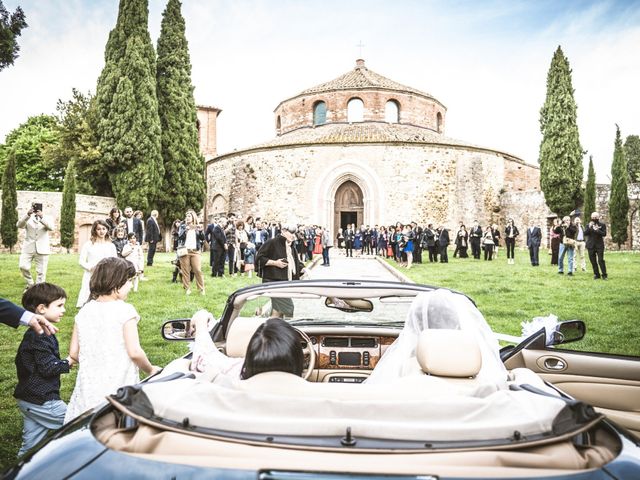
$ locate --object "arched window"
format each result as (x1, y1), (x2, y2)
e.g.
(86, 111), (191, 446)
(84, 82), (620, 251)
(276, 116), (281, 135)
(385, 100), (399, 123)
(347, 98), (364, 123)
(313, 101), (327, 126)
(436, 112), (443, 133)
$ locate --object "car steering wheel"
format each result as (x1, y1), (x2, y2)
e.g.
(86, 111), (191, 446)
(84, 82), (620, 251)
(293, 327), (316, 381)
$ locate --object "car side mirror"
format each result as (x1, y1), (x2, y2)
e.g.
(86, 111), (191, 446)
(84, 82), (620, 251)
(549, 320), (586, 345)
(161, 319), (194, 341)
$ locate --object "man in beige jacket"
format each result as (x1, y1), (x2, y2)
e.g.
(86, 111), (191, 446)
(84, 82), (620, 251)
(17, 203), (53, 287)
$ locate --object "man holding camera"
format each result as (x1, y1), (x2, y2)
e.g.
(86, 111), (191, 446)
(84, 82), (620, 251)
(17, 203), (53, 288)
(585, 212), (608, 280)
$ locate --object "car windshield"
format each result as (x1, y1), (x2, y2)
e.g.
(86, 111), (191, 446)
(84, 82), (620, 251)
(237, 293), (416, 326)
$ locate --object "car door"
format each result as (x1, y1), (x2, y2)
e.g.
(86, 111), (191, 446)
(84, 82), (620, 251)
(505, 339), (640, 437)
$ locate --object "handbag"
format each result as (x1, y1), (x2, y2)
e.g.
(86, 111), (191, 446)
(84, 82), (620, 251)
(176, 246), (188, 257)
(563, 237), (576, 247)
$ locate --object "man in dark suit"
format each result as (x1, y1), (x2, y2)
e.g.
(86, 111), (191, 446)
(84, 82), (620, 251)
(344, 224), (355, 257)
(206, 217), (228, 277)
(469, 222), (483, 260)
(145, 210), (161, 266)
(585, 212), (608, 280)
(438, 226), (450, 263)
(526, 221), (542, 266)
(123, 206), (144, 243)
(1, 298), (57, 335)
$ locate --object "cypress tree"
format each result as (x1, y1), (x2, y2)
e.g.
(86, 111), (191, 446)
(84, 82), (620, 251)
(1, 150), (18, 252)
(95, 0), (163, 210)
(583, 155), (596, 221)
(156, 0), (204, 224)
(60, 160), (77, 253)
(624, 134), (640, 183)
(539, 46), (584, 217)
(609, 125), (629, 248)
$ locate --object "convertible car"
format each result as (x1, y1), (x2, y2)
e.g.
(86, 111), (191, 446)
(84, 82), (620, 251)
(5, 280), (640, 479)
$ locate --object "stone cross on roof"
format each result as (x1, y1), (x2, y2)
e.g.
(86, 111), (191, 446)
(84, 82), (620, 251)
(356, 40), (365, 58)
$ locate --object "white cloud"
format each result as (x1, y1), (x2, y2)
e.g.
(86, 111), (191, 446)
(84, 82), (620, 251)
(1, 0), (638, 183)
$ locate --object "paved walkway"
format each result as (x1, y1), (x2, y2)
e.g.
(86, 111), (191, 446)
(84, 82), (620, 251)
(308, 251), (402, 282)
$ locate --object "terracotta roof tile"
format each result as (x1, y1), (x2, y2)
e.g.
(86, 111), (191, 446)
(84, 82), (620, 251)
(299, 60), (433, 99)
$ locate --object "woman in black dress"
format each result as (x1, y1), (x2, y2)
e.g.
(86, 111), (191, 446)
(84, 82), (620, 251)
(550, 217), (561, 265)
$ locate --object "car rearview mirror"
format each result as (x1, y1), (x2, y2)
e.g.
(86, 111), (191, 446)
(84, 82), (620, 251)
(549, 320), (586, 345)
(325, 297), (374, 313)
(161, 319), (194, 341)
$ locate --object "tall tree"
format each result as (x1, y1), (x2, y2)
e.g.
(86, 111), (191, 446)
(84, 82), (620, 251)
(0, 149), (18, 251)
(0, 1), (27, 71)
(583, 155), (596, 221)
(538, 46), (584, 217)
(624, 134), (640, 183)
(0, 115), (62, 191)
(59, 160), (77, 253)
(156, 0), (204, 223)
(609, 125), (629, 248)
(45, 89), (106, 196)
(95, 0), (162, 210)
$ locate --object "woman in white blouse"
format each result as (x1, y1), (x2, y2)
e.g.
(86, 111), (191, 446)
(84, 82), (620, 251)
(77, 220), (117, 307)
(177, 210), (205, 295)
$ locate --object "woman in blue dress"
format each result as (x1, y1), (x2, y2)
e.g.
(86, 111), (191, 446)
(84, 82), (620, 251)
(403, 226), (414, 269)
(353, 227), (362, 254)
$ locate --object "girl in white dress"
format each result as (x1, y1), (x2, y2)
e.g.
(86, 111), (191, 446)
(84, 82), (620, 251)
(65, 257), (159, 423)
(121, 232), (144, 292)
(76, 220), (117, 307)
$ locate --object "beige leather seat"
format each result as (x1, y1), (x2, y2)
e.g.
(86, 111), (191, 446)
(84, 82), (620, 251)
(416, 329), (482, 378)
(225, 317), (266, 358)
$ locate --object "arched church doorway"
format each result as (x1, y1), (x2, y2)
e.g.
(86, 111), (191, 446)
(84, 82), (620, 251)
(334, 180), (363, 234)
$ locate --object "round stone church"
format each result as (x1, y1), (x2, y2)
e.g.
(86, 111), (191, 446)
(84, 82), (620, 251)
(204, 59), (541, 233)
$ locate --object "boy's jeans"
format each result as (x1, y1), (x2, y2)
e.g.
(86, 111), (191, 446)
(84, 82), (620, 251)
(558, 243), (575, 274)
(17, 399), (66, 457)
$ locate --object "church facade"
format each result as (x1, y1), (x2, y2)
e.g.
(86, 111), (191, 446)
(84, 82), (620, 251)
(203, 59), (545, 238)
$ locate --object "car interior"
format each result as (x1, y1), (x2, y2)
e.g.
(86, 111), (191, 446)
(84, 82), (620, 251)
(91, 285), (639, 477)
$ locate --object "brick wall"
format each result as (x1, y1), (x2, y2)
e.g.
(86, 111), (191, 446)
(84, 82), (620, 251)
(274, 90), (446, 136)
(0, 190), (116, 253)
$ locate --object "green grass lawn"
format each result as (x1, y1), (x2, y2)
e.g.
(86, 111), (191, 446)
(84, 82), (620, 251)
(0, 249), (638, 468)
(0, 252), (259, 469)
(389, 249), (640, 356)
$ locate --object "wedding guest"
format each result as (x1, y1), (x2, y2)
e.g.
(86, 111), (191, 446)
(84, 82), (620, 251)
(526, 220), (542, 267)
(438, 226), (450, 263)
(504, 218), (519, 265)
(482, 226), (495, 261)
(572, 217), (587, 273)
(177, 210), (205, 295)
(105, 207), (123, 236)
(585, 212), (608, 280)
(550, 217), (561, 265)
(77, 220), (117, 307)
(17, 202), (53, 288)
(454, 225), (468, 258)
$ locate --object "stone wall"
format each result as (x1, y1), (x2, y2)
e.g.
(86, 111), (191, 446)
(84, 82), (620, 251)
(275, 90), (445, 136)
(592, 183), (640, 250)
(499, 190), (551, 247)
(206, 143), (525, 233)
(0, 190), (116, 253)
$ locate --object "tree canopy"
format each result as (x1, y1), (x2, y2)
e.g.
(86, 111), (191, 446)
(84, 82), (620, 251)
(0, 1), (27, 71)
(609, 125), (629, 247)
(155, 0), (204, 224)
(95, 0), (163, 211)
(0, 149), (18, 251)
(538, 46), (584, 217)
(583, 155), (596, 221)
(624, 134), (640, 183)
(0, 115), (63, 191)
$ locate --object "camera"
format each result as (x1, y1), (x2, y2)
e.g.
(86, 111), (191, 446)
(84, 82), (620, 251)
(32, 202), (43, 212)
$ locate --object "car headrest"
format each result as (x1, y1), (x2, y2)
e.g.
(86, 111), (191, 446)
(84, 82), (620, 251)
(225, 317), (266, 358)
(416, 329), (482, 378)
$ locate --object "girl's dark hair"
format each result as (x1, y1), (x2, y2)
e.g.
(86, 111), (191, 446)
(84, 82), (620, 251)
(109, 207), (121, 220)
(241, 318), (303, 380)
(89, 257), (136, 299)
(90, 219), (110, 243)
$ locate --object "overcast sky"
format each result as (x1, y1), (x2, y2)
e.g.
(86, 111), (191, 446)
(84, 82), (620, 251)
(1, 0), (639, 182)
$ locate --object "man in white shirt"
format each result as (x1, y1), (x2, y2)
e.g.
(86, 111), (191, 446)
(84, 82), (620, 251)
(17, 203), (53, 288)
(573, 217), (587, 272)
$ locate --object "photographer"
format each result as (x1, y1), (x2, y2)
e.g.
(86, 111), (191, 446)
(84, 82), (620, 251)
(585, 212), (608, 280)
(555, 215), (577, 276)
(17, 202), (53, 288)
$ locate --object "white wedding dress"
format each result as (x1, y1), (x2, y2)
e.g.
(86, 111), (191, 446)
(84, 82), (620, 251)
(76, 241), (117, 307)
(64, 300), (140, 423)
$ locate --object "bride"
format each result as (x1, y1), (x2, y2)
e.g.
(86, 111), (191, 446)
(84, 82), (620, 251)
(366, 289), (507, 386)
